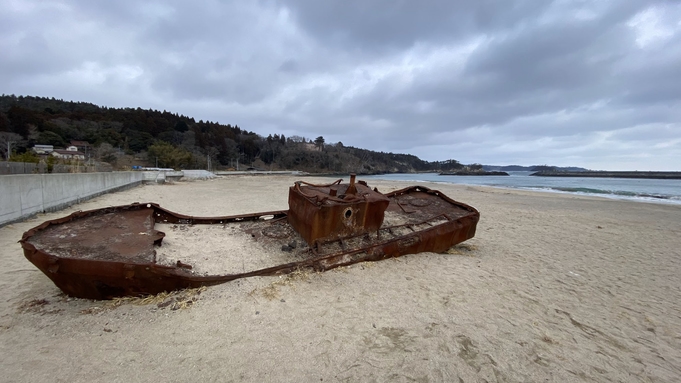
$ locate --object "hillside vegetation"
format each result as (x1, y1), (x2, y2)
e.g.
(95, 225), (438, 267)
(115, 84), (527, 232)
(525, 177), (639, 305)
(0, 95), (460, 173)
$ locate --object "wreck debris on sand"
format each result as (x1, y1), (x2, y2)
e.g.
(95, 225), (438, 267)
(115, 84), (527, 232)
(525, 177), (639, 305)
(20, 176), (480, 299)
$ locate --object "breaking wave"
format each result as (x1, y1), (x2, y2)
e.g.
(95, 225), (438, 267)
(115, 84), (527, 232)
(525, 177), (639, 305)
(524, 186), (681, 204)
(364, 173), (681, 205)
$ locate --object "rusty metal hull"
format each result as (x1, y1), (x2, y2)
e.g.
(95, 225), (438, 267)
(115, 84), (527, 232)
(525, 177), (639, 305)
(20, 185), (479, 300)
(287, 177), (391, 245)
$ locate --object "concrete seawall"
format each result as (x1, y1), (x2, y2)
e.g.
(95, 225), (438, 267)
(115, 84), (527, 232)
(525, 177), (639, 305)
(0, 172), (145, 227)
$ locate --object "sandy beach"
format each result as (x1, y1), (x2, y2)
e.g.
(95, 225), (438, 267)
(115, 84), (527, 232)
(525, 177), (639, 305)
(1, 175), (680, 382)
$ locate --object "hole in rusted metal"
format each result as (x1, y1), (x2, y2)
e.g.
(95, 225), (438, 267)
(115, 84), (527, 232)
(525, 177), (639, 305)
(344, 209), (352, 219)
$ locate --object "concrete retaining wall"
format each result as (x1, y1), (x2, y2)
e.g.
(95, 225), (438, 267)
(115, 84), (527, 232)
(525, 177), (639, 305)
(0, 172), (145, 227)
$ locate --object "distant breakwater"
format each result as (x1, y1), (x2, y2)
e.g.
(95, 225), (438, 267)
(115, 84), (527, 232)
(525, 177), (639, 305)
(531, 171), (681, 180)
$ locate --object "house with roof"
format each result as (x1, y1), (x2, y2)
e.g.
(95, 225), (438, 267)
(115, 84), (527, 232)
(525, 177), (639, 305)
(69, 140), (91, 154)
(51, 148), (85, 160)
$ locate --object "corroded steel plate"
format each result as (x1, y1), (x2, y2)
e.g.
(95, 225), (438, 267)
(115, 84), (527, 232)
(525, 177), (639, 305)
(287, 176), (390, 245)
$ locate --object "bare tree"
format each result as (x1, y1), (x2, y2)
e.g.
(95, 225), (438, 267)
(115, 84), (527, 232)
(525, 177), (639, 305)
(0, 132), (23, 160)
(95, 142), (119, 164)
(288, 135), (306, 143)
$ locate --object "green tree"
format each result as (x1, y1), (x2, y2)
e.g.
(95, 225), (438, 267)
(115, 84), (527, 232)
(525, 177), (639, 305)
(10, 150), (40, 163)
(314, 136), (325, 151)
(147, 141), (192, 169)
(125, 130), (154, 152)
(174, 120), (189, 132)
(37, 131), (66, 147)
(46, 155), (56, 173)
(6, 106), (43, 137)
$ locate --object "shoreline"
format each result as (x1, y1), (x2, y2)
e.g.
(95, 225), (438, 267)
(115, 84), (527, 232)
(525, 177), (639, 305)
(505, 185), (681, 205)
(368, 173), (681, 205)
(531, 170), (681, 179)
(1, 176), (680, 382)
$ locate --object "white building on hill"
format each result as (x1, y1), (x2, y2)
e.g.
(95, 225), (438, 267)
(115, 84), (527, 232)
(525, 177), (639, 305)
(32, 145), (54, 154)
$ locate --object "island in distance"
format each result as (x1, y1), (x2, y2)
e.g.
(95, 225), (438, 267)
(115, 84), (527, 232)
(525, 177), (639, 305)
(480, 165), (681, 179)
(439, 164), (590, 176)
(437, 163), (509, 176)
(439, 170), (509, 176)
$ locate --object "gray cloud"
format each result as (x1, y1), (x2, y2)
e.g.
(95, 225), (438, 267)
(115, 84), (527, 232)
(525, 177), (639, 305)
(1, 0), (680, 170)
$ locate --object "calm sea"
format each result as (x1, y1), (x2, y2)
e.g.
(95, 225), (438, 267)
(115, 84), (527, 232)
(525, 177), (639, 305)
(363, 172), (681, 205)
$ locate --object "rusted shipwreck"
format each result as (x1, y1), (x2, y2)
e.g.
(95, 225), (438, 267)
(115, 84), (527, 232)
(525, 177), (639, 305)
(20, 175), (479, 299)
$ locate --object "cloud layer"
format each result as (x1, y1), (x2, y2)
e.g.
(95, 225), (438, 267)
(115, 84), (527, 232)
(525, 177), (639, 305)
(2, 0), (680, 170)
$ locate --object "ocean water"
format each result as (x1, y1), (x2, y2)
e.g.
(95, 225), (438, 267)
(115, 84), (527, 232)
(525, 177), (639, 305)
(364, 172), (681, 205)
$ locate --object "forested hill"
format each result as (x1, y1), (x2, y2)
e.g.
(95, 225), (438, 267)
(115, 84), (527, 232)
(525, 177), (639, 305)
(0, 94), (445, 173)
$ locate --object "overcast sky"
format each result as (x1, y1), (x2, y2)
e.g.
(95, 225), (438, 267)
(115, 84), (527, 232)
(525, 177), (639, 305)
(2, 1), (680, 170)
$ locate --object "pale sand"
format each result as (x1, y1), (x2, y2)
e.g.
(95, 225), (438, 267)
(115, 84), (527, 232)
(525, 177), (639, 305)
(1, 175), (680, 382)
